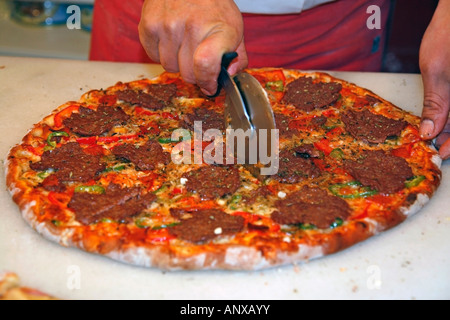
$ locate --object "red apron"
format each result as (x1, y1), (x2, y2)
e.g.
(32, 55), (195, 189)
(89, 0), (390, 71)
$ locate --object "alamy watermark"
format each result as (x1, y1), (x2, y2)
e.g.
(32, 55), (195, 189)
(67, 4), (382, 31)
(66, 265), (81, 290)
(366, 265), (382, 290)
(170, 121), (280, 175)
(66, 5), (81, 30)
(366, 5), (382, 30)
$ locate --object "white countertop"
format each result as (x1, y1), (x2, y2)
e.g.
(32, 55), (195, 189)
(0, 56), (449, 300)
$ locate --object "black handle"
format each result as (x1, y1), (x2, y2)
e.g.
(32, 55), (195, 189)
(207, 52), (238, 98)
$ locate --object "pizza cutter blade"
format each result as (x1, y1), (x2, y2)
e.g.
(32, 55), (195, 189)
(210, 52), (277, 166)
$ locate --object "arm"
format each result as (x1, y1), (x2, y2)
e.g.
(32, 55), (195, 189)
(419, 0), (450, 159)
(138, 0), (248, 96)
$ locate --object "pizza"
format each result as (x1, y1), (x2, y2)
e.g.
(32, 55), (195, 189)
(0, 272), (58, 300)
(5, 68), (442, 271)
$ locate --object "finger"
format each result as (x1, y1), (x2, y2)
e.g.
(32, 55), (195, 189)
(419, 65), (450, 140)
(192, 34), (227, 96)
(158, 36), (181, 73)
(227, 41), (249, 76)
(138, 1), (184, 72)
(193, 32), (246, 96)
(419, 88), (450, 140)
(179, 37), (248, 94)
(177, 34), (197, 85)
(138, 19), (161, 63)
(177, 22), (226, 86)
(434, 118), (450, 159)
(438, 137), (450, 160)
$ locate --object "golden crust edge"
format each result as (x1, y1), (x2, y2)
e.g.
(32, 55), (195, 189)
(2, 70), (444, 271)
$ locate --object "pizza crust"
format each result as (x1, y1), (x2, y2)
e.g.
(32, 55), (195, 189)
(432, 153), (443, 168)
(102, 242), (326, 271)
(4, 69), (443, 271)
(399, 193), (429, 217)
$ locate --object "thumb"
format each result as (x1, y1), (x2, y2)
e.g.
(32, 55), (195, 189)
(419, 74), (450, 140)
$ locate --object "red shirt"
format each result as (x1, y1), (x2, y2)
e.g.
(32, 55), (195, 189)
(89, 0), (390, 71)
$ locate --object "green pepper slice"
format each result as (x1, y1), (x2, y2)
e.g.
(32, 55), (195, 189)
(37, 170), (53, 180)
(46, 131), (69, 148)
(158, 131), (189, 144)
(135, 217), (149, 228)
(297, 223), (316, 230)
(228, 194), (241, 206)
(104, 164), (127, 173)
(329, 148), (344, 160)
(151, 223), (180, 230)
(74, 185), (105, 194)
(153, 184), (168, 194)
(228, 194), (242, 210)
(158, 137), (175, 144)
(296, 218), (344, 230)
(158, 136), (188, 144)
(51, 219), (62, 227)
(405, 175), (426, 188)
(329, 181), (377, 199)
(266, 80), (284, 92)
(135, 217), (179, 229)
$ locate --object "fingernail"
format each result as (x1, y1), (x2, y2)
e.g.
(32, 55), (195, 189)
(201, 89), (211, 96)
(420, 119), (435, 139)
(201, 88), (215, 97)
(441, 150), (450, 160)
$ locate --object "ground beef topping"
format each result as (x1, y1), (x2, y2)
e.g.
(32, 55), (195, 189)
(115, 89), (166, 110)
(63, 105), (130, 136)
(271, 145), (321, 183)
(181, 107), (225, 133)
(68, 183), (156, 225)
(271, 186), (351, 229)
(30, 142), (105, 183)
(365, 95), (382, 106)
(146, 83), (177, 101)
(274, 113), (297, 138)
(243, 185), (272, 205)
(182, 165), (241, 200)
(293, 143), (322, 159)
(344, 150), (413, 194)
(341, 109), (408, 144)
(168, 208), (245, 243)
(112, 139), (170, 171)
(282, 77), (342, 112)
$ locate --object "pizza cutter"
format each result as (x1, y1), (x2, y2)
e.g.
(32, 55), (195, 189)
(209, 52), (277, 166)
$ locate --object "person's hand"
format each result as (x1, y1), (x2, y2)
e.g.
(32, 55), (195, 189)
(138, 0), (248, 96)
(419, 0), (450, 160)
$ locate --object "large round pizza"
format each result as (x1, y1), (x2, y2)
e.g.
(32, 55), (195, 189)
(5, 68), (442, 270)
